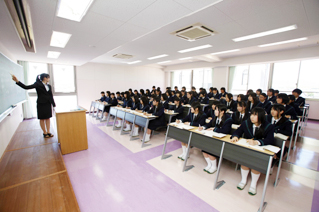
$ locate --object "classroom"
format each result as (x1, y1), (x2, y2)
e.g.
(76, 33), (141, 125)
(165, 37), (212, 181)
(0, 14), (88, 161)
(0, 0), (318, 211)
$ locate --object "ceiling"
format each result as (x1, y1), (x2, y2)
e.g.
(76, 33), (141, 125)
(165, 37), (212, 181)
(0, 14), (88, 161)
(0, 0), (318, 67)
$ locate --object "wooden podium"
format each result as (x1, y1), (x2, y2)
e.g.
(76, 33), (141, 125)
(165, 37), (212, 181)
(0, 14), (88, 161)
(55, 106), (88, 154)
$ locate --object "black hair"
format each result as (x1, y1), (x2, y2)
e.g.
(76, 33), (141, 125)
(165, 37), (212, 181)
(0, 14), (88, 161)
(200, 91), (206, 96)
(249, 107), (266, 139)
(151, 94), (157, 99)
(36, 73), (50, 83)
(174, 97), (182, 106)
(220, 87), (226, 92)
(166, 90), (172, 97)
(268, 88), (274, 96)
(176, 91), (181, 97)
(153, 97), (163, 109)
(181, 90), (186, 94)
(152, 86), (156, 88)
(256, 89), (262, 94)
(134, 89), (138, 93)
(226, 93), (233, 100)
(237, 94), (245, 101)
(248, 92), (258, 103)
(182, 86), (186, 90)
(209, 87), (213, 92)
(120, 92), (125, 96)
(161, 94), (168, 101)
(106, 91), (111, 95)
(274, 90), (279, 94)
(260, 93), (267, 98)
(288, 95), (295, 102)
(237, 101), (247, 108)
(110, 93), (115, 96)
(211, 100), (220, 106)
(271, 103), (286, 118)
(191, 102), (203, 122)
(174, 86), (178, 88)
(146, 89), (150, 94)
(192, 86), (196, 90)
(292, 88), (302, 95)
(140, 89), (145, 95)
(157, 87), (161, 90)
(124, 91), (131, 100)
(140, 96), (149, 106)
(187, 91), (193, 97)
(131, 95), (139, 103)
(116, 91), (120, 95)
(129, 88), (132, 92)
(101, 91), (105, 94)
(171, 90), (175, 95)
(246, 89), (254, 95)
(277, 93), (289, 104)
(212, 104), (227, 128)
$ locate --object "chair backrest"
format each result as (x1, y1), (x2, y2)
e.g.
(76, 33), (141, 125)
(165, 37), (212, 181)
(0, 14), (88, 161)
(273, 136), (285, 149)
(182, 107), (190, 119)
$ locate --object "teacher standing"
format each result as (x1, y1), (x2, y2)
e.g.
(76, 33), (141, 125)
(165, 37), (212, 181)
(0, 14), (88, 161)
(12, 73), (56, 138)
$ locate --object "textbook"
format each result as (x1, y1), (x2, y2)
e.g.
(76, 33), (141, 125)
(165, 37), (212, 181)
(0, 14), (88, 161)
(274, 133), (289, 140)
(237, 139), (264, 151)
(171, 123), (194, 130)
(202, 130), (226, 138)
(262, 145), (281, 153)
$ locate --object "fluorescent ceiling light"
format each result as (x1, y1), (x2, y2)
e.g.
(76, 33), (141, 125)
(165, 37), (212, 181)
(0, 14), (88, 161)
(127, 60), (141, 64)
(178, 44), (212, 53)
(211, 49), (240, 55)
(50, 31), (72, 48)
(147, 54), (168, 60)
(258, 37), (308, 47)
(56, 0), (94, 22)
(47, 51), (61, 59)
(232, 25), (297, 42)
(157, 60), (171, 64)
(179, 57), (192, 60)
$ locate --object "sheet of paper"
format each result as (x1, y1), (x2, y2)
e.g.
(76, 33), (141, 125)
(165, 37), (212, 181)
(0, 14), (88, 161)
(263, 145), (281, 153)
(232, 124), (240, 129)
(274, 133), (288, 140)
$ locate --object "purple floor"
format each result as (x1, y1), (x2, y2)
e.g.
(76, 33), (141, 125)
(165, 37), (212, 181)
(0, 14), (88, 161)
(63, 119), (218, 212)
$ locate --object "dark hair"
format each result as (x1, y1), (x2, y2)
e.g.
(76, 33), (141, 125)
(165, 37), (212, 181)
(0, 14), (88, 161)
(134, 90), (138, 93)
(171, 90), (175, 95)
(288, 94), (295, 102)
(191, 102), (203, 121)
(111, 93), (115, 96)
(120, 92), (124, 96)
(131, 95), (139, 103)
(237, 101), (247, 108)
(166, 90), (171, 97)
(248, 93), (258, 103)
(129, 88), (132, 92)
(140, 89), (145, 95)
(181, 90), (186, 94)
(124, 91), (131, 100)
(174, 97), (181, 106)
(187, 91), (193, 97)
(274, 90), (279, 94)
(192, 86), (196, 90)
(161, 94), (168, 101)
(174, 86), (178, 88)
(277, 93), (289, 104)
(152, 86), (156, 88)
(268, 88), (274, 96)
(140, 96), (149, 106)
(37, 73), (50, 82)
(182, 86), (186, 90)
(246, 89), (254, 95)
(292, 88), (302, 95)
(146, 89), (150, 94)
(226, 93), (233, 100)
(101, 91), (105, 94)
(260, 93), (267, 98)
(151, 94), (157, 99)
(116, 91), (120, 95)
(237, 94), (245, 101)
(249, 107), (267, 139)
(211, 100), (220, 106)
(212, 104), (227, 127)
(153, 97), (163, 109)
(106, 91), (111, 96)
(200, 91), (206, 96)
(209, 87), (213, 92)
(256, 89), (262, 93)
(221, 87), (226, 92)
(176, 91), (181, 97)
(271, 103), (286, 118)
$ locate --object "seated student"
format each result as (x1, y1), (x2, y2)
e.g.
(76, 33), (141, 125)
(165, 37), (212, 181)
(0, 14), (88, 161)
(276, 93), (297, 119)
(199, 104), (233, 174)
(211, 87), (219, 99)
(167, 97), (184, 122)
(170, 90), (176, 98)
(143, 97), (166, 142)
(267, 104), (292, 137)
(236, 94), (245, 103)
(123, 95), (140, 132)
(133, 90), (141, 98)
(199, 91), (209, 104)
(225, 93), (237, 112)
(161, 94), (169, 109)
(274, 90), (279, 98)
(165, 90), (174, 103)
(288, 95), (303, 116)
(116, 92), (122, 101)
(207, 100), (220, 120)
(292, 88), (305, 107)
(180, 90), (187, 104)
(246, 93), (259, 113)
(128, 88), (133, 96)
(102, 92), (118, 120)
(120, 92), (125, 101)
(181, 86), (186, 92)
(131, 97), (150, 137)
(184, 91), (197, 105)
(244, 89), (253, 102)
(230, 107), (274, 196)
(149, 94), (156, 107)
(175, 91), (181, 99)
(267, 89), (276, 103)
(257, 93), (272, 114)
(207, 87), (214, 98)
(115, 91), (132, 128)
(145, 89), (151, 97)
(174, 86), (179, 92)
(192, 86), (198, 98)
(151, 86), (156, 94)
(176, 102), (207, 160)
(105, 91), (111, 102)
(232, 101), (249, 125)
(156, 89), (162, 98)
(218, 87), (227, 100)
(256, 89), (262, 97)
(140, 89), (145, 97)
(98, 91), (106, 102)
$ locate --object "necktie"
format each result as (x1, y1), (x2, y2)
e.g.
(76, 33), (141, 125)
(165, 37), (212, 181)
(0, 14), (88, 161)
(273, 120), (277, 125)
(239, 114), (243, 123)
(254, 127), (260, 136)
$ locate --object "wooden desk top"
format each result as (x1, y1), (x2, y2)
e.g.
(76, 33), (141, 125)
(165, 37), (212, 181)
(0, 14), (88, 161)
(55, 106), (87, 114)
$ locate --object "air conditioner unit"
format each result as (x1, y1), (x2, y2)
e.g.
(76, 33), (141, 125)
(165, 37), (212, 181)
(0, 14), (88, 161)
(112, 54), (133, 59)
(172, 23), (215, 42)
(5, 0), (36, 53)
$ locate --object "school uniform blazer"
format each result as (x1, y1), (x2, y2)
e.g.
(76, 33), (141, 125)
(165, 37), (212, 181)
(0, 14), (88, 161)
(16, 81), (55, 106)
(182, 112), (207, 126)
(173, 104), (184, 120)
(284, 104), (297, 120)
(207, 92), (214, 98)
(193, 91), (198, 98)
(211, 93), (219, 99)
(256, 100), (272, 114)
(168, 96), (175, 103)
(108, 98), (118, 106)
(266, 115), (292, 137)
(231, 120), (275, 146)
(231, 112), (249, 125)
(139, 104), (150, 112)
(225, 100), (237, 112)
(131, 102), (140, 110)
(148, 106), (166, 125)
(163, 100), (169, 109)
(295, 97), (305, 107)
(246, 101), (260, 113)
(199, 96), (209, 104)
(218, 92), (227, 99)
(204, 114), (233, 134)
(290, 103), (303, 116)
(116, 96), (123, 101)
(122, 99), (132, 108)
(267, 96), (276, 103)
(185, 97), (197, 105)
(207, 108), (215, 119)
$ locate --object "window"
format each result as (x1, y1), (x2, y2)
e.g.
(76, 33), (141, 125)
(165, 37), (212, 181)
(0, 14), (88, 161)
(228, 65), (249, 94)
(193, 68), (213, 90)
(272, 61), (300, 94)
(298, 59), (319, 98)
(171, 70), (192, 91)
(52, 64), (76, 93)
(27, 62), (48, 93)
(247, 64), (270, 92)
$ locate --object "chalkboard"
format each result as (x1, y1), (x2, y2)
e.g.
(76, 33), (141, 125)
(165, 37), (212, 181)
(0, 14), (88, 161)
(0, 52), (26, 116)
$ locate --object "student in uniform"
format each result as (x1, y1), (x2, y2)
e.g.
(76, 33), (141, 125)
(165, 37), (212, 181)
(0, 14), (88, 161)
(174, 86), (179, 92)
(274, 90), (279, 98)
(130, 97), (150, 137)
(237, 94), (245, 103)
(99, 91), (107, 102)
(267, 89), (276, 103)
(175, 91), (181, 99)
(199, 91), (209, 104)
(166, 90), (174, 103)
(152, 86), (156, 93)
(207, 87), (213, 98)
(115, 91), (132, 128)
(128, 89), (133, 96)
(212, 87), (219, 99)
(161, 94), (169, 109)
(185, 91), (197, 105)
(149, 94), (156, 107)
(102, 92), (118, 120)
(199, 104), (233, 174)
(230, 107), (274, 196)
(207, 100), (220, 121)
(167, 97), (184, 123)
(181, 90), (187, 104)
(257, 93), (272, 114)
(256, 89), (262, 97)
(105, 91), (111, 102)
(156, 89), (162, 98)
(176, 102), (207, 160)
(288, 95), (303, 116)
(267, 104), (292, 137)
(246, 93), (260, 113)
(225, 93), (237, 112)
(145, 89), (151, 97)
(140, 89), (145, 97)
(123, 95), (140, 132)
(276, 93), (297, 119)
(218, 87), (227, 100)
(116, 92), (122, 101)
(192, 86), (198, 98)
(133, 90), (140, 97)
(181, 86), (186, 92)
(143, 97), (166, 142)
(170, 90), (176, 98)
(232, 101), (249, 125)
(292, 88), (305, 107)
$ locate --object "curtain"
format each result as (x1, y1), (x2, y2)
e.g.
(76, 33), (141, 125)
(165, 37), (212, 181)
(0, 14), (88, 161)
(228, 66), (236, 93)
(170, 72), (174, 88)
(18, 61), (34, 118)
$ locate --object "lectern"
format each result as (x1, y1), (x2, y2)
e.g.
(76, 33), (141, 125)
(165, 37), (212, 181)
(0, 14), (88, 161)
(55, 106), (88, 154)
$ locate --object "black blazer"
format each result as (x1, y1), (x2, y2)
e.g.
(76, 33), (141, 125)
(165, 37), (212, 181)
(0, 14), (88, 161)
(232, 112), (249, 125)
(266, 115), (292, 137)
(246, 101), (260, 113)
(173, 104), (184, 120)
(295, 97), (305, 107)
(225, 100), (237, 112)
(182, 112), (207, 126)
(16, 81), (55, 106)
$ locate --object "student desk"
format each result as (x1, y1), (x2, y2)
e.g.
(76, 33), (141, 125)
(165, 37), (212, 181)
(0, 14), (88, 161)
(200, 103), (209, 111)
(161, 123), (275, 212)
(164, 111), (179, 124)
(106, 107), (157, 147)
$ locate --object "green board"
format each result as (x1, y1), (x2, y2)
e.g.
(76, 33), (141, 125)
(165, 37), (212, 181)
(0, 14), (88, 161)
(0, 52), (26, 116)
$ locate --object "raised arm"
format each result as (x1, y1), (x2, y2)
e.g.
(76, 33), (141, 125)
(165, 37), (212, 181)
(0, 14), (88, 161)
(12, 75), (36, 90)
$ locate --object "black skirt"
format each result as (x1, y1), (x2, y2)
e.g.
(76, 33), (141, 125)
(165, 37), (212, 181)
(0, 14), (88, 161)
(148, 119), (166, 130)
(37, 102), (52, 119)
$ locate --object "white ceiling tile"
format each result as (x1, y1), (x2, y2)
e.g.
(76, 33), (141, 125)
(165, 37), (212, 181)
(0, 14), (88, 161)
(173, 0), (223, 11)
(106, 23), (150, 42)
(302, 0), (319, 34)
(28, 0), (57, 26)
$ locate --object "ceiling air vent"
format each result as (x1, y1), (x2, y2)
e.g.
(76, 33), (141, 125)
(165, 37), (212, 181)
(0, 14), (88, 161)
(172, 23), (215, 41)
(112, 54), (133, 59)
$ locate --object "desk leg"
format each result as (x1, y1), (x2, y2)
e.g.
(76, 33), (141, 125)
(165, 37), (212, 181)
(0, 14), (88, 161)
(120, 113), (127, 135)
(141, 119), (151, 148)
(213, 142), (226, 190)
(112, 110), (118, 131)
(168, 115), (173, 124)
(300, 109), (306, 132)
(293, 118), (301, 150)
(130, 115), (139, 141)
(161, 125), (172, 160)
(287, 123), (295, 161)
(274, 141), (285, 187)
(182, 132), (194, 172)
(258, 156), (273, 212)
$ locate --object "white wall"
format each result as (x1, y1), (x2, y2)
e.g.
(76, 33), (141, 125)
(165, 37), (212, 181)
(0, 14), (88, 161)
(76, 62), (165, 110)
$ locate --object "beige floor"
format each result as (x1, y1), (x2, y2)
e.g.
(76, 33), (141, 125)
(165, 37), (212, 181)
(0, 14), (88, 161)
(147, 147), (316, 212)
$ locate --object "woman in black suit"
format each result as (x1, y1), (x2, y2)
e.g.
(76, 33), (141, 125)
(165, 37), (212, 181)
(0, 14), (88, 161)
(12, 73), (56, 138)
